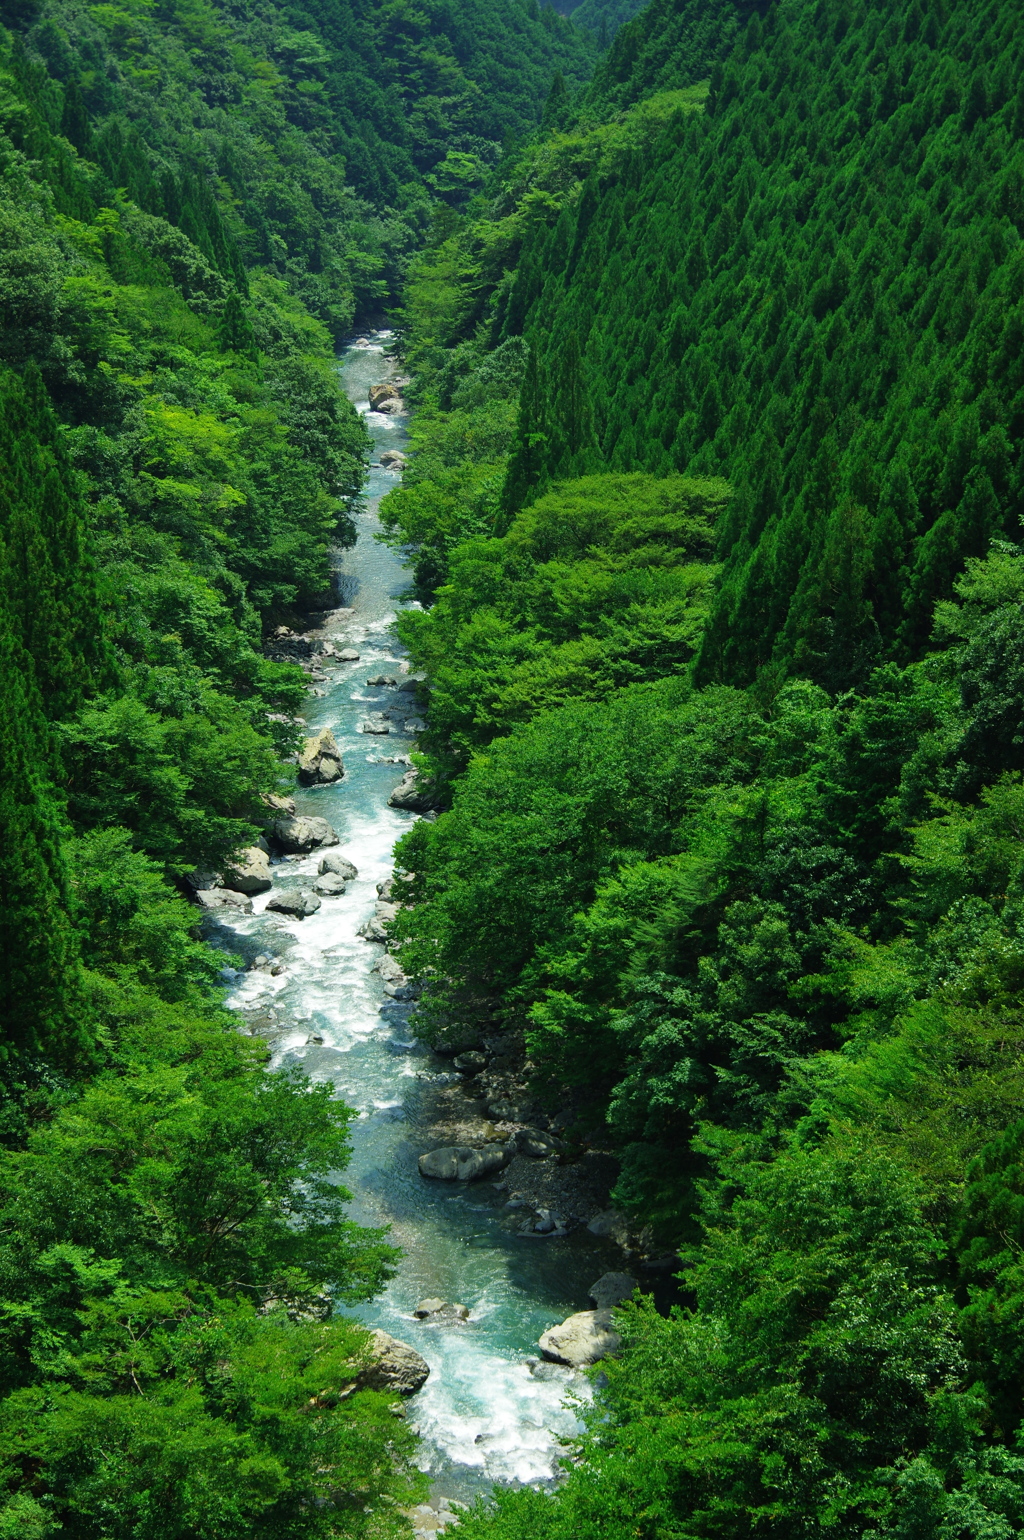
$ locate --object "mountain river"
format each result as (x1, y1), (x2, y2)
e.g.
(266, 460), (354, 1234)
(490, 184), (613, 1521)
(210, 331), (623, 1524)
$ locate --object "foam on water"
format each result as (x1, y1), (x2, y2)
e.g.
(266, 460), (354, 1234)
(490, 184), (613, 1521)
(212, 331), (623, 1506)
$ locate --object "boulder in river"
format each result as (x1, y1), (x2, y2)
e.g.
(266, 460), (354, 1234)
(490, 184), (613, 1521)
(418, 1144), (512, 1181)
(337, 648), (360, 661)
(297, 727), (344, 786)
(413, 1299), (470, 1322)
(375, 953), (407, 984)
(195, 887), (252, 914)
(267, 889), (322, 918)
(368, 382), (401, 410)
(224, 846), (273, 895)
(379, 449), (406, 468)
(366, 674), (398, 687)
(359, 1330), (429, 1395)
(358, 900), (399, 941)
(360, 714), (391, 734)
(319, 852), (358, 879)
(272, 816), (339, 853)
(314, 872), (347, 897)
(588, 1273), (639, 1309)
(538, 1308), (620, 1367)
(388, 768), (440, 813)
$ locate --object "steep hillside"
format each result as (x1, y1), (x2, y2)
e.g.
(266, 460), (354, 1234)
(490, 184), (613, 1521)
(0, 0), (597, 1530)
(377, 4), (1024, 1536)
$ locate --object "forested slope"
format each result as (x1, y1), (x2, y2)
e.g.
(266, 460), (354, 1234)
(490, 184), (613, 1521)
(378, 0), (1024, 1534)
(0, 0), (596, 1530)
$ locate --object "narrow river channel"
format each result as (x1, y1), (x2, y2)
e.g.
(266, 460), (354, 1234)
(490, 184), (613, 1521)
(214, 331), (620, 1519)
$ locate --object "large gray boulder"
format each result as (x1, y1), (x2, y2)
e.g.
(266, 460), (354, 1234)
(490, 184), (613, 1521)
(224, 846), (273, 895)
(538, 1309), (620, 1367)
(368, 382), (400, 410)
(319, 852), (358, 880)
(360, 714), (391, 735)
(195, 887), (252, 915)
(359, 1330), (429, 1395)
(267, 889), (322, 919)
(418, 1144), (512, 1182)
(272, 816), (339, 853)
(588, 1273), (638, 1310)
(375, 953), (406, 985)
(514, 1127), (563, 1159)
(314, 872), (347, 897)
(388, 768), (440, 814)
(262, 792), (296, 817)
(297, 727), (344, 786)
(358, 901), (399, 942)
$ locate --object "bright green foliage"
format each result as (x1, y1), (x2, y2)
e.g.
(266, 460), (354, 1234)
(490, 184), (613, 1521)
(10, 0), (596, 331)
(395, 0), (1024, 697)
(395, 474), (725, 764)
(375, 1), (1024, 1536)
(0, 0), (601, 1519)
(454, 1138), (1024, 1540)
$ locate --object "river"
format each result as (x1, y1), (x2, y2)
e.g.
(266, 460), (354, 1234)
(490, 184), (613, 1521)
(216, 331), (619, 1523)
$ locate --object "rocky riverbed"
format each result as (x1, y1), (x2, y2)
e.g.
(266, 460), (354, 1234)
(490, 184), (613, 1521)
(194, 329), (674, 1527)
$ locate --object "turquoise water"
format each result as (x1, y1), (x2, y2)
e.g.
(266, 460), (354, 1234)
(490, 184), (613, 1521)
(218, 332), (615, 1505)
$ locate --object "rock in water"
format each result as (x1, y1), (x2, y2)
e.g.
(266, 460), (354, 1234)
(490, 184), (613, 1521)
(360, 714), (391, 734)
(224, 846), (273, 895)
(360, 1330), (429, 1395)
(588, 1273), (638, 1309)
(267, 889), (322, 918)
(388, 768), (440, 813)
(195, 888), (253, 914)
(418, 1145), (512, 1181)
(337, 648), (360, 661)
(318, 852), (358, 879)
(368, 382), (400, 410)
(272, 816), (339, 853)
(365, 674), (398, 687)
(297, 727), (344, 785)
(413, 1299), (470, 1321)
(538, 1309), (620, 1367)
(379, 449), (406, 469)
(314, 872), (347, 896)
(358, 900), (399, 942)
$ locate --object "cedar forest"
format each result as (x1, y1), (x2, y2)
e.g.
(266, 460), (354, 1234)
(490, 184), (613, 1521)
(1, 0), (1023, 1532)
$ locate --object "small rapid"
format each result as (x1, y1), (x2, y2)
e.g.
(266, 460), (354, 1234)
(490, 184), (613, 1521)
(214, 331), (618, 1515)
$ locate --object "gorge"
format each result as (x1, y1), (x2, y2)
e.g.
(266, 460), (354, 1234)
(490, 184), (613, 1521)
(2, 0), (1024, 1537)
